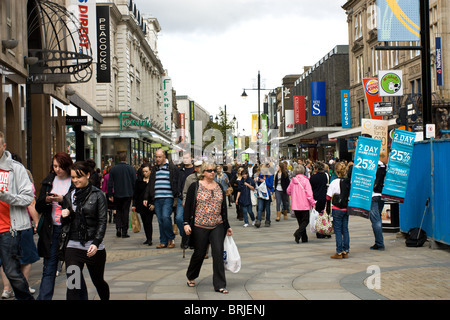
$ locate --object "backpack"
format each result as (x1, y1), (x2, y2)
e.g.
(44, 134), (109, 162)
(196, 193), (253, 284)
(332, 178), (350, 209)
(405, 228), (427, 247)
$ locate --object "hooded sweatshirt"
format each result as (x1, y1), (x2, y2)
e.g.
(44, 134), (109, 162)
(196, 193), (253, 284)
(0, 151), (34, 233)
(286, 174), (316, 211)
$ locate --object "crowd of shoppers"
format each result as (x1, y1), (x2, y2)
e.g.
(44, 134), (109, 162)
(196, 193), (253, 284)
(0, 128), (390, 298)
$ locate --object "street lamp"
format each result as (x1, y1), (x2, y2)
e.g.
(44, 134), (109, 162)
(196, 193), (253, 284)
(241, 71), (276, 163)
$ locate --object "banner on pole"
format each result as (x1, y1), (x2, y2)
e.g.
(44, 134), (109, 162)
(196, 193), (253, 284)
(382, 129), (416, 202)
(348, 136), (381, 212)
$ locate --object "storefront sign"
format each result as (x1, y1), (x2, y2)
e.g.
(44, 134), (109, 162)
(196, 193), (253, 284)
(348, 136), (381, 212)
(162, 76), (172, 131)
(382, 129), (416, 202)
(341, 90), (351, 128)
(311, 82), (326, 116)
(119, 111), (152, 130)
(436, 37), (443, 86)
(294, 95), (306, 124)
(96, 5), (111, 83)
(66, 116), (87, 126)
(362, 78), (383, 120)
(379, 70), (403, 96)
(377, 0), (420, 42)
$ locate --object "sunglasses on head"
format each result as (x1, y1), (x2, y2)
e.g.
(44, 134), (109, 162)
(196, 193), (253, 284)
(204, 169), (216, 173)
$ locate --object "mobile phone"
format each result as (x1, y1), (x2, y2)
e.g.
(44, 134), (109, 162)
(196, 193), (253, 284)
(47, 193), (56, 197)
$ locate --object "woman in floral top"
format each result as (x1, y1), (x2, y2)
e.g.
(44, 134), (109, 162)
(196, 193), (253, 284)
(183, 162), (233, 294)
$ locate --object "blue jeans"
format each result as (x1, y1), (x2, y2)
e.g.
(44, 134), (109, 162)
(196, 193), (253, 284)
(370, 196), (385, 247)
(331, 208), (350, 254)
(257, 198), (271, 221)
(154, 197), (175, 245)
(275, 190), (289, 212)
(0, 230), (34, 300)
(175, 196), (184, 237)
(37, 225), (62, 300)
(241, 205), (255, 224)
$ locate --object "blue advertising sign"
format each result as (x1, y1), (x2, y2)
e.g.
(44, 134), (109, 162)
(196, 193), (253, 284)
(311, 82), (326, 116)
(348, 136), (381, 212)
(382, 129), (416, 202)
(377, 0), (420, 42)
(436, 37), (443, 86)
(341, 90), (351, 128)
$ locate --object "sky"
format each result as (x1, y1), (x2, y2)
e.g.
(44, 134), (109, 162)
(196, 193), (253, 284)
(133, 0), (349, 134)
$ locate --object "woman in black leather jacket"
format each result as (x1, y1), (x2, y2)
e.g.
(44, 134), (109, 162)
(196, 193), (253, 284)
(61, 161), (109, 300)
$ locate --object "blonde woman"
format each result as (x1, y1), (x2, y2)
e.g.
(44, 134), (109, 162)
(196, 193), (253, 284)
(183, 163), (233, 294)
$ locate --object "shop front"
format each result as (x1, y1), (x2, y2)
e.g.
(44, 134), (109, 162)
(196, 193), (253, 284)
(280, 127), (345, 161)
(100, 111), (176, 169)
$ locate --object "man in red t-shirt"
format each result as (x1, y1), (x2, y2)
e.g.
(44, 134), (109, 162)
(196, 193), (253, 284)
(0, 132), (34, 300)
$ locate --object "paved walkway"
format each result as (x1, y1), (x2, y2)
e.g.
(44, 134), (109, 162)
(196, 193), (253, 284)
(12, 205), (450, 301)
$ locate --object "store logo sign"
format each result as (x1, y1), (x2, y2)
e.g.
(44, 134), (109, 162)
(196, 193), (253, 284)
(120, 111), (152, 130)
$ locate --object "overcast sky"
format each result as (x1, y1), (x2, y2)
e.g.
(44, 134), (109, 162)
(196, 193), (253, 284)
(133, 0), (349, 134)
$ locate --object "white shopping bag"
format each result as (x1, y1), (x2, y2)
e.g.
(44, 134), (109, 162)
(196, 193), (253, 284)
(223, 235), (241, 273)
(309, 208), (320, 233)
(256, 181), (270, 200)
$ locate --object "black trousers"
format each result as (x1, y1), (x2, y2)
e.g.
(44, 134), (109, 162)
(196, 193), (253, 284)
(65, 247), (109, 300)
(114, 197), (132, 234)
(139, 210), (154, 242)
(186, 225), (226, 290)
(294, 210), (310, 242)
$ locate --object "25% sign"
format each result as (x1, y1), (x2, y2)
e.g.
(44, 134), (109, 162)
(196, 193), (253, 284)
(354, 158), (377, 170)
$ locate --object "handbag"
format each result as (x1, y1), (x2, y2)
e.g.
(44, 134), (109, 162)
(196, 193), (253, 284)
(225, 186), (233, 196)
(223, 235), (241, 273)
(131, 207), (141, 233)
(315, 211), (334, 235)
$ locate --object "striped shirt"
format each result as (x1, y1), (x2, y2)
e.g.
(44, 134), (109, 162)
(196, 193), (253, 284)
(154, 162), (173, 199)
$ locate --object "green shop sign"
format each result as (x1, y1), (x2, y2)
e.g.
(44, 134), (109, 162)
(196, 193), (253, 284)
(120, 111), (152, 130)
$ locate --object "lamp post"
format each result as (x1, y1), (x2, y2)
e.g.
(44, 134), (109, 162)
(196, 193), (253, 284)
(241, 71), (276, 164)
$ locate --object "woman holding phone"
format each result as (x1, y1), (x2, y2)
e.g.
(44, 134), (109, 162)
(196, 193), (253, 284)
(36, 152), (74, 300)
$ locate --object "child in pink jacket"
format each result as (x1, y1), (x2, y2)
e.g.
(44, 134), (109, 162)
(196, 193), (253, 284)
(287, 165), (316, 243)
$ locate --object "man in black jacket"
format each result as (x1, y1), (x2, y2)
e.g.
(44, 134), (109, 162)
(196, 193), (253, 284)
(175, 153), (194, 248)
(107, 152), (136, 238)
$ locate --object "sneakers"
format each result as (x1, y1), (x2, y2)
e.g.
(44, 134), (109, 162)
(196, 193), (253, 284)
(243, 223), (249, 227)
(1, 290), (14, 299)
(370, 244), (385, 251)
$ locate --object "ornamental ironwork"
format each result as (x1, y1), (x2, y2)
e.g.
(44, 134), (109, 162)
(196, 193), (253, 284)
(27, 0), (93, 84)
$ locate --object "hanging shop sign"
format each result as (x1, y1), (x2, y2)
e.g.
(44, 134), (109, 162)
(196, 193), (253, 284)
(162, 76), (173, 131)
(377, 0), (420, 42)
(341, 90), (351, 128)
(379, 70), (403, 97)
(436, 37), (443, 86)
(285, 109), (295, 132)
(294, 95), (306, 125)
(96, 5), (111, 83)
(311, 82), (326, 116)
(68, 0), (97, 62)
(362, 78), (383, 120)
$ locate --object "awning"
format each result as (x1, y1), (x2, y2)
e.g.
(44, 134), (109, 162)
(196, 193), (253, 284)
(280, 127), (346, 145)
